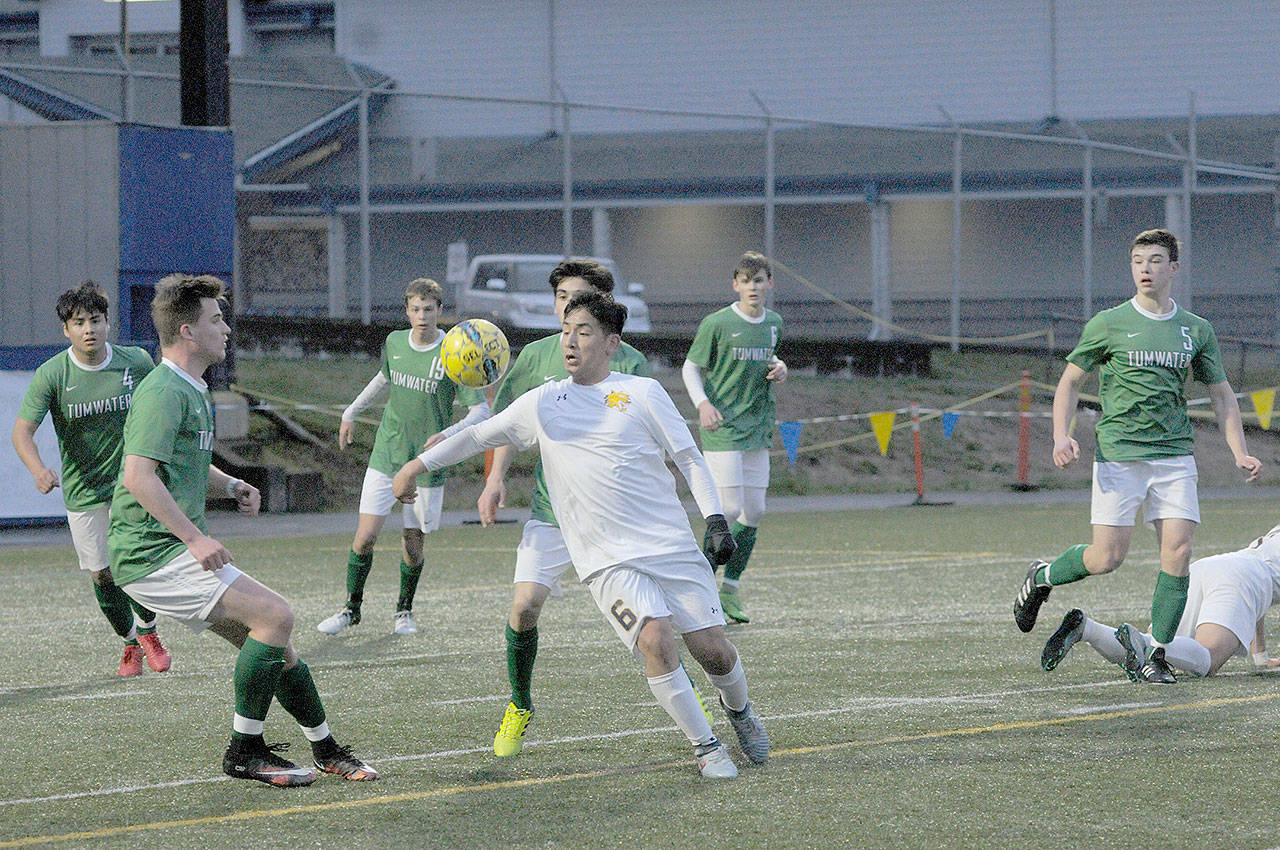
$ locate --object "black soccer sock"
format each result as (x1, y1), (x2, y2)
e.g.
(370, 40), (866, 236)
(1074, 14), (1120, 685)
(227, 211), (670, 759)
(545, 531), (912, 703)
(397, 559), (424, 612)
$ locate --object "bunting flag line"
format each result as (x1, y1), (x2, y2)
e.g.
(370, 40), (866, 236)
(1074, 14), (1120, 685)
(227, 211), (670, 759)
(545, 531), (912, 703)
(941, 411), (960, 439)
(778, 420), (803, 465)
(1252, 389), (1275, 430)
(869, 411), (896, 456)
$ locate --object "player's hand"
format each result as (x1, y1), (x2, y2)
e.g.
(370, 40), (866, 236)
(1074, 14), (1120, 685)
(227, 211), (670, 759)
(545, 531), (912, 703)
(338, 420), (355, 450)
(188, 533), (232, 572)
(702, 514), (736, 567)
(767, 358), (788, 383)
(422, 432), (447, 451)
(1052, 435), (1079, 469)
(477, 479), (506, 527)
(32, 467), (59, 494)
(698, 401), (723, 431)
(1237, 454), (1262, 483)
(230, 480), (260, 516)
(392, 467), (418, 503)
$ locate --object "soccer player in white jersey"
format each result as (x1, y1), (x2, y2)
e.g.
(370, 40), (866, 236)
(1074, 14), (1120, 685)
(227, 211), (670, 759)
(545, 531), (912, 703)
(1014, 228), (1261, 684)
(109, 275), (376, 787)
(1040, 525), (1280, 678)
(12, 282), (171, 676)
(393, 291), (769, 778)
(682, 251), (787, 624)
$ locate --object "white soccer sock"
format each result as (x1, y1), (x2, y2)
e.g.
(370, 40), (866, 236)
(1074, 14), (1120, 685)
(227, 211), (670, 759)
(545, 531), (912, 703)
(1162, 637), (1211, 677)
(232, 714), (265, 736)
(720, 578), (740, 591)
(1081, 617), (1127, 665)
(706, 657), (749, 713)
(300, 721), (332, 743)
(648, 669), (715, 746)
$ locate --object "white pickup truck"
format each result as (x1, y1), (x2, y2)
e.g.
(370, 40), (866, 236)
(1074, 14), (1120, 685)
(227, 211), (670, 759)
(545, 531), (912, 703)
(455, 254), (651, 333)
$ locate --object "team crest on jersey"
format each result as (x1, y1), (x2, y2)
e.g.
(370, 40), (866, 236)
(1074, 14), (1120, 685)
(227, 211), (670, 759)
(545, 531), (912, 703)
(603, 390), (632, 411)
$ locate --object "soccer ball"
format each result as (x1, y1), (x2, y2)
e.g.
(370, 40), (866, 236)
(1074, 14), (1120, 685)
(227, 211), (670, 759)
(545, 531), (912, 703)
(441, 319), (510, 389)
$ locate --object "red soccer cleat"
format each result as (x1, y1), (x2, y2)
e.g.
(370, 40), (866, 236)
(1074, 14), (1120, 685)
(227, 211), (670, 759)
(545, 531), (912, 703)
(137, 632), (171, 672)
(117, 644), (144, 677)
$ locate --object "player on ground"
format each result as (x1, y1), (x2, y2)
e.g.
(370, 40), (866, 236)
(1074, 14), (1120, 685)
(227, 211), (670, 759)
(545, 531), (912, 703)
(317, 278), (488, 637)
(1014, 228), (1261, 684)
(1041, 524), (1280, 679)
(109, 274), (377, 787)
(682, 251), (787, 623)
(394, 292), (769, 778)
(475, 258), (658, 757)
(12, 281), (171, 677)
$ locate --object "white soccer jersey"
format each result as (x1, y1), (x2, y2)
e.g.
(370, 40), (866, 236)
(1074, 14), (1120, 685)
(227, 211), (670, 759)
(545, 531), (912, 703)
(459, 373), (704, 581)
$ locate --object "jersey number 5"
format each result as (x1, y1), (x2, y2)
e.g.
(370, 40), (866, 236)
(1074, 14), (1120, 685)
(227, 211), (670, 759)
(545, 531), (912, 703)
(610, 599), (637, 631)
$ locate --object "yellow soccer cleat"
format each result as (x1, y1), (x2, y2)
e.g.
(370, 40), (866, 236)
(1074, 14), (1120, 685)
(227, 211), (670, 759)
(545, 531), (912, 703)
(493, 701), (533, 757)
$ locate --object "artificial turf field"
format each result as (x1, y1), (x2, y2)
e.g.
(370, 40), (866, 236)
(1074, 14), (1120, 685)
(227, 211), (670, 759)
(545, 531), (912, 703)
(4, 498), (1280, 849)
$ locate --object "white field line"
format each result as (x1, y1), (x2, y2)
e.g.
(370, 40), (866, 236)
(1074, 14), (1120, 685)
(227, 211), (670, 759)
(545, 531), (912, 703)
(0, 676), (1175, 809)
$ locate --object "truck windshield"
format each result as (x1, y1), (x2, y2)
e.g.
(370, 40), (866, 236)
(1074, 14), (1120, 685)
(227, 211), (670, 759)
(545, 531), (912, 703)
(511, 262), (557, 293)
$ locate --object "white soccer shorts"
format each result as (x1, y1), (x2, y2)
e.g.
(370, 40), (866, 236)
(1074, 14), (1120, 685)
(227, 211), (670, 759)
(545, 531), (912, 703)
(512, 519), (573, 598)
(703, 448), (771, 490)
(66, 503), (110, 572)
(585, 551), (725, 658)
(358, 467), (443, 533)
(120, 551), (244, 632)
(1090, 456), (1199, 527)
(1176, 550), (1271, 653)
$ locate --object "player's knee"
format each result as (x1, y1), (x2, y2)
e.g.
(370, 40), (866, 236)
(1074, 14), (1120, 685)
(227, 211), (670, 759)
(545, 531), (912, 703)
(1086, 548), (1126, 573)
(91, 568), (113, 588)
(636, 622), (678, 668)
(351, 535), (377, 555)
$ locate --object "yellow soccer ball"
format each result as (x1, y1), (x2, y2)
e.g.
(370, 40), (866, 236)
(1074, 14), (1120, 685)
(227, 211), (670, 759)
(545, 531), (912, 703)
(441, 319), (510, 389)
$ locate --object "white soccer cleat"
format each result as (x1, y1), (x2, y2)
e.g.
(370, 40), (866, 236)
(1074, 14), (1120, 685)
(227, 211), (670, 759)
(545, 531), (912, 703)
(693, 739), (738, 779)
(317, 608), (354, 635)
(393, 610), (418, 635)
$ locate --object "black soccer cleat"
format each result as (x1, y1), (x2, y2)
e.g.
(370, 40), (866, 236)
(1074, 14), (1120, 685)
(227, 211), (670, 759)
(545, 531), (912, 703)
(1114, 623), (1145, 682)
(1014, 560), (1051, 633)
(1041, 608), (1085, 671)
(223, 740), (317, 787)
(1138, 646), (1177, 684)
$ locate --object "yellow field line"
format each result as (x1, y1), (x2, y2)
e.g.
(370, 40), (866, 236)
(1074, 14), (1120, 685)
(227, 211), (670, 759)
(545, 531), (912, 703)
(5, 691), (1277, 848)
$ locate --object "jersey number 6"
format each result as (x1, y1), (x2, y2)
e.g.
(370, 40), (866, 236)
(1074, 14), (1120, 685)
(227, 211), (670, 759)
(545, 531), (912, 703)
(610, 599), (637, 631)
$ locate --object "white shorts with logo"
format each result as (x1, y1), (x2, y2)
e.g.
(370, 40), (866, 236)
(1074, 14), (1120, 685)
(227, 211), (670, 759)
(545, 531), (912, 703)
(66, 504), (110, 572)
(1090, 456), (1199, 527)
(121, 551), (244, 632)
(1175, 551), (1271, 654)
(703, 448), (771, 490)
(585, 551), (725, 659)
(512, 519), (572, 598)
(358, 467), (443, 533)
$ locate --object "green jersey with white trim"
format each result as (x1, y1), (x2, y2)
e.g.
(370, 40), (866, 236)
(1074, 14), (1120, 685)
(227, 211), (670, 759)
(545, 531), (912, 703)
(17, 344), (154, 511)
(493, 333), (649, 525)
(686, 304), (783, 451)
(1067, 298), (1226, 461)
(107, 363), (216, 585)
(368, 329), (481, 487)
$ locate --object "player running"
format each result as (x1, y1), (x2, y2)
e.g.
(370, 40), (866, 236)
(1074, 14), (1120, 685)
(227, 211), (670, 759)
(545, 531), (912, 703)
(1041, 524), (1280, 679)
(1014, 228), (1261, 684)
(682, 251), (787, 623)
(109, 274), (376, 786)
(317, 278), (488, 637)
(394, 291), (769, 778)
(12, 281), (171, 677)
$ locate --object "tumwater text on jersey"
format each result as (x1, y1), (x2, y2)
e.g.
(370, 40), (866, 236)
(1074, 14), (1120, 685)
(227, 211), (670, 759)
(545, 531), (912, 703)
(1125, 349), (1194, 369)
(388, 361), (444, 395)
(67, 392), (134, 420)
(730, 345), (775, 362)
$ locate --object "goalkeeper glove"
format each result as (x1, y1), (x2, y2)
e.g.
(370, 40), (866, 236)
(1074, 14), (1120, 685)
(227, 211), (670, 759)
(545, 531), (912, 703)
(702, 514), (736, 567)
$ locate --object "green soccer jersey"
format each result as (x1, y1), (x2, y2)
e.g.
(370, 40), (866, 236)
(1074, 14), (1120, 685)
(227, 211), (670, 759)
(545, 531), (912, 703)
(686, 304), (783, 451)
(493, 333), (650, 525)
(368, 329), (481, 487)
(107, 362), (216, 585)
(17, 344), (155, 511)
(1067, 298), (1227, 462)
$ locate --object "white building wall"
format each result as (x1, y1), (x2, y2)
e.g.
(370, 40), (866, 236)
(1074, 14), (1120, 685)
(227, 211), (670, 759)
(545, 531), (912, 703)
(39, 0), (246, 57)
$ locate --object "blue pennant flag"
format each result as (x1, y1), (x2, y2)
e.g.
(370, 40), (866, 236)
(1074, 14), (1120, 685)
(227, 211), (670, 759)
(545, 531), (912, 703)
(941, 411), (960, 439)
(778, 420), (802, 465)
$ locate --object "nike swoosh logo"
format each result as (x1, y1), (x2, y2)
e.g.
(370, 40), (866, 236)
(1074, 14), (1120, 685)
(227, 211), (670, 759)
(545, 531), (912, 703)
(544, 376), (557, 381)
(392, 355), (402, 359)
(65, 385), (78, 391)
(731, 332), (742, 338)
(1126, 333), (1141, 338)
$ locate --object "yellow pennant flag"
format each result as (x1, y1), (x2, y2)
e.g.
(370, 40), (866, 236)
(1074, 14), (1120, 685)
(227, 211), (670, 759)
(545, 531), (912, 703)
(1251, 389), (1275, 430)
(869, 411), (896, 456)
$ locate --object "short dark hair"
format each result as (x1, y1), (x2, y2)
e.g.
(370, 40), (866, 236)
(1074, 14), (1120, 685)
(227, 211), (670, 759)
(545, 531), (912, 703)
(151, 274), (227, 347)
(56, 281), (109, 323)
(1132, 229), (1179, 263)
(563, 290), (627, 336)
(548, 258), (615, 295)
(734, 251), (772, 280)
(405, 277), (443, 306)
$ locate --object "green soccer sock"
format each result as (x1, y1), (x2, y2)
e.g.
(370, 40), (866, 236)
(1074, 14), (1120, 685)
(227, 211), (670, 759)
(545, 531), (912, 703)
(723, 523), (758, 582)
(127, 596), (159, 633)
(1150, 571), (1190, 644)
(233, 637), (286, 724)
(506, 624), (538, 712)
(275, 660), (327, 729)
(93, 580), (137, 640)
(1037, 544), (1091, 586)
(397, 559), (424, 612)
(345, 550), (374, 612)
